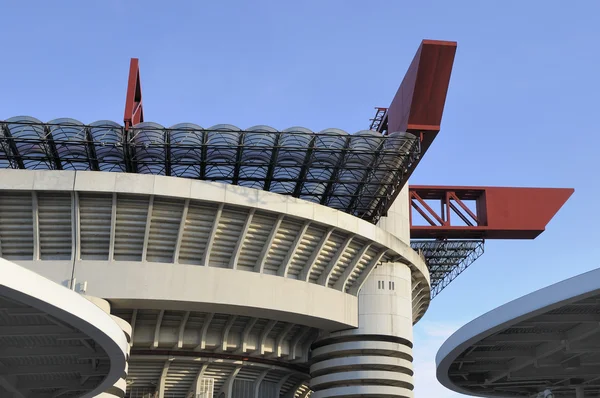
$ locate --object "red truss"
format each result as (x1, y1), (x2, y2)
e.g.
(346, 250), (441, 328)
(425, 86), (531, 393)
(409, 186), (574, 239)
(124, 58), (144, 130)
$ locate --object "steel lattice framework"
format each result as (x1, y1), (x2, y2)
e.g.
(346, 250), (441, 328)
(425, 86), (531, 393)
(0, 117), (420, 223)
(411, 239), (484, 298)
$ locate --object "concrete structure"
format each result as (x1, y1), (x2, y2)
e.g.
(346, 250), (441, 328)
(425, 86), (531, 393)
(0, 257), (128, 398)
(0, 168), (428, 397)
(0, 39), (572, 397)
(436, 268), (600, 398)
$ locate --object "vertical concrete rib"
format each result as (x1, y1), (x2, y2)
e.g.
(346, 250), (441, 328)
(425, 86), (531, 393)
(219, 365), (242, 398)
(153, 310), (164, 349)
(141, 195), (154, 261)
(333, 243), (371, 292)
(221, 315), (237, 351)
(347, 248), (388, 295)
(202, 203), (223, 266)
(173, 198), (189, 263)
(255, 214), (283, 273)
(72, 191), (80, 262)
(31, 192), (40, 261)
(300, 227), (334, 282)
(129, 309), (138, 348)
(253, 368), (270, 398)
(198, 313), (214, 350)
(279, 221), (310, 277)
(272, 322), (295, 358)
(275, 373), (293, 397)
(237, 317), (258, 354)
(177, 311), (190, 349)
(188, 362), (209, 397)
(318, 235), (354, 286)
(289, 326), (311, 361)
(157, 359), (173, 398)
(108, 192), (117, 261)
(230, 209), (254, 269)
(259, 320), (277, 355)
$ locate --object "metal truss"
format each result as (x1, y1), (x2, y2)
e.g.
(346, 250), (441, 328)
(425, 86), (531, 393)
(409, 185), (574, 240)
(0, 118), (420, 223)
(369, 107), (388, 133)
(411, 239), (484, 299)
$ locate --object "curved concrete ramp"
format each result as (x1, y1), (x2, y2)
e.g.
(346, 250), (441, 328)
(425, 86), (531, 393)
(0, 257), (128, 398)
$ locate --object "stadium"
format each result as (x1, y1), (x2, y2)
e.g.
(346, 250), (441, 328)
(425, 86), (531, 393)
(0, 40), (572, 398)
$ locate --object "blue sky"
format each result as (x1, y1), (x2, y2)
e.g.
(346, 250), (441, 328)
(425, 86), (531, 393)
(2, 1), (599, 396)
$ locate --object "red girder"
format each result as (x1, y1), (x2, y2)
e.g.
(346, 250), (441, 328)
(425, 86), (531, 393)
(124, 58), (144, 130)
(380, 40), (457, 216)
(386, 40), (457, 139)
(409, 186), (574, 239)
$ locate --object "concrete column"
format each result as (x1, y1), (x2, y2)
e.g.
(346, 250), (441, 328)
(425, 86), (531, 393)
(575, 386), (585, 398)
(309, 262), (414, 398)
(376, 185), (410, 243)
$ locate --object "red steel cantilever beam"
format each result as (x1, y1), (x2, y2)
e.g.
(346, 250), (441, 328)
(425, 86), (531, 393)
(380, 40), (457, 216)
(386, 40), (457, 143)
(124, 58), (144, 130)
(409, 186), (574, 239)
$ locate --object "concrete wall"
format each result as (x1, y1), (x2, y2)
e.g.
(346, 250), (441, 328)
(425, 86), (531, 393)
(76, 260), (358, 331)
(377, 185), (411, 244)
(0, 169), (428, 398)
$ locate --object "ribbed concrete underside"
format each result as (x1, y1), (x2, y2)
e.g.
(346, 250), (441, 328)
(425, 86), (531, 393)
(0, 171), (430, 322)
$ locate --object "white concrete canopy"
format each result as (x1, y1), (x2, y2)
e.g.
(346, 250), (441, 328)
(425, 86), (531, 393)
(436, 267), (600, 398)
(0, 257), (128, 398)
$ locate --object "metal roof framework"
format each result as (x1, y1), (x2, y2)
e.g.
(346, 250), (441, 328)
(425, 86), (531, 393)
(411, 239), (484, 299)
(0, 117), (419, 224)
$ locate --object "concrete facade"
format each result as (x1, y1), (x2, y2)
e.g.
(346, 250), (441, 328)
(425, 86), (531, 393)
(0, 169), (428, 397)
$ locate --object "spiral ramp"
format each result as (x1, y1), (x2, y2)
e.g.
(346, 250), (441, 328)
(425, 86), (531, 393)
(0, 258), (128, 398)
(309, 261), (417, 397)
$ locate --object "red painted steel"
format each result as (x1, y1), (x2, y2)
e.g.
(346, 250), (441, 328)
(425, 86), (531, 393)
(381, 40), (457, 217)
(124, 58), (144, 130)
(386, 40), (457, 146)
(409, 186), (574, 239)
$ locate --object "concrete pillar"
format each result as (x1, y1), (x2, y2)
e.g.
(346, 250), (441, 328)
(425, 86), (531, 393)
(376, 185), (410, 243)
(309, 262), (414, 397)
(575, 386), (585, 398)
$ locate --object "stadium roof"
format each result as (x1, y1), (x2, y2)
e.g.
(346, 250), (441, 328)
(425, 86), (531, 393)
(437, 267), (600, 397)
(0, 116), (419, 224)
